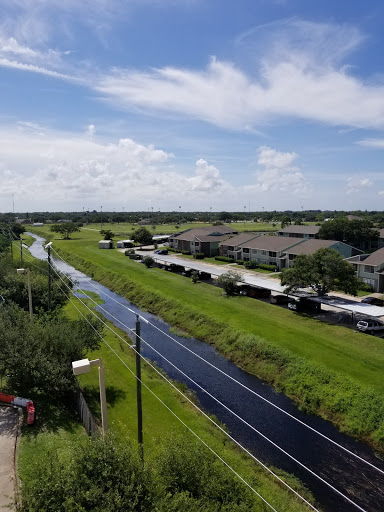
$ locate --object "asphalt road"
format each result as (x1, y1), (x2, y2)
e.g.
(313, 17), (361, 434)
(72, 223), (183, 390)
(0, 406), (18, 511)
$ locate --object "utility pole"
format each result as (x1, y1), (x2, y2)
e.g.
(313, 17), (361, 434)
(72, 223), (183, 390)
(135, 314), (143, 460)
(47, 244), (52, 312)
(100, 206), (103, 232)
(8, 231), (13, 259)
(20, 237), (23, 264)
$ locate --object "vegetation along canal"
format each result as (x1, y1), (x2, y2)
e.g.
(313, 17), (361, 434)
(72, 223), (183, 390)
(29, 233), (384, 512)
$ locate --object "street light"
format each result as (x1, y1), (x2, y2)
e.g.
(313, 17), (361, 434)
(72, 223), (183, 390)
(16, 268), (32, 320)
(72, 358), (108, 434)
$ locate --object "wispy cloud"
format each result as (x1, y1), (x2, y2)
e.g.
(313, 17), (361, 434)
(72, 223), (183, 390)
(357, 138), (384, 149)
(346, 176), (373, 195)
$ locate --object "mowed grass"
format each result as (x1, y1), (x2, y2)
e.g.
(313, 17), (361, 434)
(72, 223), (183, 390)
(31, 226), (384, 395)
(83, 221), (279, 235)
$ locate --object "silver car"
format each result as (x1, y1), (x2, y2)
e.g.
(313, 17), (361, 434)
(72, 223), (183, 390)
(356, 319), (384, 335)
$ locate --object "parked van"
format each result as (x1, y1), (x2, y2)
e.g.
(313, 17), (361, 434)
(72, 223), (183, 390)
(356, 319), (384, 335)
(288, 297), (321, 313)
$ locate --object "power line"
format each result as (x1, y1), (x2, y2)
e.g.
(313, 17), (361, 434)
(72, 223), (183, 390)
(48, 261), (366, 512)
(49, 245), (384, 478)
(49, 262), (320, 511)
(52, 282), (281, 512)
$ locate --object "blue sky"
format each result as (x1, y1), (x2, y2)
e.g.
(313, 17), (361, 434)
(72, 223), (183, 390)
(1, 0), (384, 213)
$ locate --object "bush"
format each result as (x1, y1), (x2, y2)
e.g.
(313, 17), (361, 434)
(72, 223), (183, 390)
(215, 256), (233, 263)
(236, 260), (244, 265)
(259, 263), (277, 271)
(125, 248), (135, 256)
(217, 270), (244, 296)
(167, 247), (181, 253)
(143, 256), (155, 268)
(194, 253), (205, 259)
(358, 281), (374, 292)
(244, 261), (258, 269)
(182, 250), (191, 255)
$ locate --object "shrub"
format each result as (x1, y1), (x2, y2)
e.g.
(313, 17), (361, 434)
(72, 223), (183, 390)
(236, 260), (244, 265)
(217, 270), (244, 296)
(259, 263), (277, 271)
(125, 248), (135, 256)
(244, 261), (258, 269)
(194, 253), (205, 259)
(358, 281), (374, 292)
(182, 250), (191, 255)
(215, 256), (233, 263)
(143, 256), (155, 268)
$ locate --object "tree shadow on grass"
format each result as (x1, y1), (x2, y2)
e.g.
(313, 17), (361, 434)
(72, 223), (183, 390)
(81, 385), (126, 413)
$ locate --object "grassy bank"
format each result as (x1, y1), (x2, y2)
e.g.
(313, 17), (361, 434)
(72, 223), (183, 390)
(18, 290), (315, 512)
(29, 227), (384, 451)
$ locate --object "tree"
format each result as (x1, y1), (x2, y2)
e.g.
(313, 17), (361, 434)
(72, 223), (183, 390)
(318, 218), (379, 248)
(102, 229), (114, 240)
(280, 216), (291, 229)
(281, 248), (360, 296)
(50, 222), (80, 239)
(143, 255), (155, 268)
(132, 226), (153, 246)
(217, 270), (244, 296)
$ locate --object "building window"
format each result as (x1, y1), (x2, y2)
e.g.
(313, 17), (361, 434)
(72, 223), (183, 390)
(261, 250), (267, 255)
(243, 248), (249, 253)
(363, 278), (375, 287)
(364, 265), (374, 274)
(268, 251), (276, 257)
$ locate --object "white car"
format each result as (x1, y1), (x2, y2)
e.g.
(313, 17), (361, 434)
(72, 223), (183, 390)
(356, 319), (384, 335)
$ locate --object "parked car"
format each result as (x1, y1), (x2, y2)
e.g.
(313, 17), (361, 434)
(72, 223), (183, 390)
(270, 294), (289, 305)
(182, 269), (193, 277)
(168, 263), (185, 273)
(198, 271), (211, 280)
(288, 297), (321, 313)
(361, 296), (384, 306)
(154, 249), (168, 255)
(356, 319), (384, 335)
(237, 284), (271, 299)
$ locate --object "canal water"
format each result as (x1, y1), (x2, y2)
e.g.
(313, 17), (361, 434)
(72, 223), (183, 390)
(28, 233), (384, 512)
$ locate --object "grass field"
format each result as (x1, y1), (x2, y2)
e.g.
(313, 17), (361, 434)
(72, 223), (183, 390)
(29, 226), (384, 448)
(84, 221), (280, 236)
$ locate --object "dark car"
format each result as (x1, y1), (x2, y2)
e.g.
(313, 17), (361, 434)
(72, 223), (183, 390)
(288, 297), (321, 313)
(168, 263), (185, 273)
(198, 271), (211, 280)
(361, 296), (384, 306)
(270, 294), (289, 305)
(182, 269), (193, 277)
(237, 284), (271, 299)
(154, 249), (168, 255)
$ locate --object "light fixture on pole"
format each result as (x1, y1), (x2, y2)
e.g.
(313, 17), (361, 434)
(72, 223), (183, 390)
(72, 358), (108, 434)
(16, 268), (33, 320)
(45, 242), (53, 311)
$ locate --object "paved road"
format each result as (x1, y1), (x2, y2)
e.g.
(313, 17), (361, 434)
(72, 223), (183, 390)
(0, 406), (18, 511)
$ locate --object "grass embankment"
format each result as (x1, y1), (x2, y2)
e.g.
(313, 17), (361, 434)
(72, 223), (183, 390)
(18, 289), (315, 512)
(30, 227), (384, 451)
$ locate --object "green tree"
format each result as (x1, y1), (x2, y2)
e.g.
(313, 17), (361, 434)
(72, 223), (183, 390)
(318, 218), (379, 248)
(102, 229), (115, 240)
(50, 222), (80, 239)
(280, 216), (291, 229)
(132, 226), (153, 246)
(0, 304), (102, 397)
(142, 255), (154, 268)
(217, 270), (244, 296)
(281, 248), (360, 296)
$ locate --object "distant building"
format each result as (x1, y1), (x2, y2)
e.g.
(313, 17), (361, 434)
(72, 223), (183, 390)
(98, 240), (114, 249)
(347, 248), (384, 292)
(276, 225), (320, 239)
(169, 226), (238, 257)
(33, 222), (44, 227)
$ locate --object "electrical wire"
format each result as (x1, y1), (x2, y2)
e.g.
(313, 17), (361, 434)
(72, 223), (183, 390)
(48, 260), (366, 512)
(49, 262), (321, 511)
(53, 282), (282, 512)
(49, 244), (384, 478)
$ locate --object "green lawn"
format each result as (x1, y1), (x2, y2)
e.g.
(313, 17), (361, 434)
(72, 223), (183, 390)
(30, 226), (384, 394)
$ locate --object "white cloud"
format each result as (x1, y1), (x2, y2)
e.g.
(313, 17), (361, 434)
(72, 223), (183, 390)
(357, 138), (384, 149)
(251, 146), (310, 195)
(0, 124), (231, 210)
(86, 124), (96, 138)
(346, 176), (373, 195)
(186, 159), (224, 192)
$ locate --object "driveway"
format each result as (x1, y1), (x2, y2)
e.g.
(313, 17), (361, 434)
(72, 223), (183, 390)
(0, 406), (19, 511)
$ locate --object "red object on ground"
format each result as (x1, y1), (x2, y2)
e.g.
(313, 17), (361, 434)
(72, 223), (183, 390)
(26, 401), (35, 425)
(0, 393), (15, 404)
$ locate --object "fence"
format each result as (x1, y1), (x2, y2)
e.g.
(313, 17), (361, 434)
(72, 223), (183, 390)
(73, 389), (100, 436)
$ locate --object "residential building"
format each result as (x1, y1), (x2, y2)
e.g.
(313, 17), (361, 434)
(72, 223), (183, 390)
(276, 225), (320, 239)
(219, 232), (261, 260)
(282, 239), (363, 268)
(236, 235), (304, 269)
(169, 226), (238, 257)
(347, 248), (384, 292)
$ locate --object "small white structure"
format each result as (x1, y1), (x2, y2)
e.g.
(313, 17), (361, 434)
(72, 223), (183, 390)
(116, 239), (134, 248)
(98, 240), (114, 249)
(33, 222), (44, 227)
